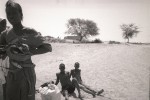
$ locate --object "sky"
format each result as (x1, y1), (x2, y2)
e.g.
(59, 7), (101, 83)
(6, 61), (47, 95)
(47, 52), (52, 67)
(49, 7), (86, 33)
(0, 0), (150, 43)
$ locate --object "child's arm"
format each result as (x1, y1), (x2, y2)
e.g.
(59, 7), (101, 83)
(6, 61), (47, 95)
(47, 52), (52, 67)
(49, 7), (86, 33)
(0, 31), (7, 55)
(69, 70), (72, 78)
(55, 73), (59, 85)
(79, 70), (83, 83)
(25, 29), (52, 55)
(0, 30), (7, 45)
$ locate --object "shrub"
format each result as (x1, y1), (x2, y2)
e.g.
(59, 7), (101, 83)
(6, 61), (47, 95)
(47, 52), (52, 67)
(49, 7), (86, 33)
(80, 39), (91, 43)
(92, 39), (103, 43)
(108, 41), (120, 44)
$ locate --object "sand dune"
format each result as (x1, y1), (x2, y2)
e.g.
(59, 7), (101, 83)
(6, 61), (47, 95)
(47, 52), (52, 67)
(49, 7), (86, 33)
(33, 43), (150, 100)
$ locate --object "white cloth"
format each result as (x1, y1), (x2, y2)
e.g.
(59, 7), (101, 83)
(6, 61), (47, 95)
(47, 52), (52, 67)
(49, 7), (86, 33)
(1, 56), (9, 77)
(39, 84), (61, 100)
(0, 59), (5, 85)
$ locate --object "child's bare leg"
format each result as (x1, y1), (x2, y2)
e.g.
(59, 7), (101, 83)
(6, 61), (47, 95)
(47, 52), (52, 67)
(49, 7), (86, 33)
(83, 84), (104, 95)
(81, 83), (104, 95)
(72, 78), (81, 98)
(62, 90), (69, 100)
(81, 83), (97, 93)
(96, 89), (104, 95)
(71, 92), (77, 98)
(79, 84), (96, 98)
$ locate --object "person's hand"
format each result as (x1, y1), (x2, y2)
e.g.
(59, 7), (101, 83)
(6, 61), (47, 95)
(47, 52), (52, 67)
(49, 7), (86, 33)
(19, 44), (30, 54)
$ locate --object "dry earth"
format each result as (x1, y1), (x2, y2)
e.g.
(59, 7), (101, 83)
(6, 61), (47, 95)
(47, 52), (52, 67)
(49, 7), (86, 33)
(32, 43), (150, 100)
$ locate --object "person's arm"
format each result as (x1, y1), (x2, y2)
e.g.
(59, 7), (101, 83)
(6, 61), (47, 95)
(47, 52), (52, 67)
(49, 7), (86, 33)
(0, 30), (7, 45)
(31, 43), (52, 55)
(79, 70), (83, 82)
(55, 73), (59, 85)
(0, 31), (7, 55)
(24, 29), (52, 55)
(69, 70), (72, 78)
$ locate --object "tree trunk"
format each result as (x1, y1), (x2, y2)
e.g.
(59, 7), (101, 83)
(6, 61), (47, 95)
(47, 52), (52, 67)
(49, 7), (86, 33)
(127, 38), (129, 43)
(79, 36), (83, 41)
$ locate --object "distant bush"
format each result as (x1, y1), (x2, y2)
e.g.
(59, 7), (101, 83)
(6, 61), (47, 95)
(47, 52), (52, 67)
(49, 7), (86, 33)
(130, 42), (150, 45)
(51, 38), (66, 43)
(80, 39), (91, 43)
(108, 41), (120, 44)
(92, 39), (103, 43)
(44, 36), (66, 43)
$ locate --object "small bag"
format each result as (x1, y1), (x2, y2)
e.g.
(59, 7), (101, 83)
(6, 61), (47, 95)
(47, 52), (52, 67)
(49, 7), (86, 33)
(39, 84), (61, 100)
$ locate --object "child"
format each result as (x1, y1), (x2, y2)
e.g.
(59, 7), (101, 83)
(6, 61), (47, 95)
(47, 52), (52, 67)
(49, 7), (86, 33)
(55, 63), (82, 100)
(70, 62), (104, 97)
(0, 18), (7, 100)
(0, 1), (52, 100)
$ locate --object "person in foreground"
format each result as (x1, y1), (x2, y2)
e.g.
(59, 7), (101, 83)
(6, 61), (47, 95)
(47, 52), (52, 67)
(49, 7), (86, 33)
(70, 62), (104, 97)
(0, 18), (7, 100)
(0, 0), (52, 100)
(55, 63), (82, 100)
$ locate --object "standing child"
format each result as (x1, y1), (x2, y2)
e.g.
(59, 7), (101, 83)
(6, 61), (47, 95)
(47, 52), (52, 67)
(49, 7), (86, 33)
(70, 62), (104, 97)
(0, 18), (7, 100)
(0, 1), (52, 100)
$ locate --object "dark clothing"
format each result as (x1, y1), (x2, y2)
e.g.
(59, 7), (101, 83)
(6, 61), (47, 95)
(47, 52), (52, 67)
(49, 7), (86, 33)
(6, 67), (36, 100)
(0, 27), (45, 100)
(62, 84), (75, 94)
(3, 83), (6, 100)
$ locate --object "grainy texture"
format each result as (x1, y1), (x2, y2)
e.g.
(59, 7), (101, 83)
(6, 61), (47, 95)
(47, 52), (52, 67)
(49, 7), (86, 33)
(32, 43), (150, 100)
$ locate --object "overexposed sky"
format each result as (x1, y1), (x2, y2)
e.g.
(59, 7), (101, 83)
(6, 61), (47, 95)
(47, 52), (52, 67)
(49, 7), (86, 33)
(0, 0), (150, 42)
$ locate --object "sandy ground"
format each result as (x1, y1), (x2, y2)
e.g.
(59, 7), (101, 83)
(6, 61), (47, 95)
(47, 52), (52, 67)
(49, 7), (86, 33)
(31, 43), (149, 100)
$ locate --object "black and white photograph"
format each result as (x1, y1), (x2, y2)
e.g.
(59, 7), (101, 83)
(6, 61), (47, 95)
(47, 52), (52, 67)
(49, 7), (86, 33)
(0, 0), (149, 100)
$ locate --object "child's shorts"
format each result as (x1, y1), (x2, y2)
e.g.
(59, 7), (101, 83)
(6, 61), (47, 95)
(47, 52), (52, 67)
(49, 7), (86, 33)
(62, 84), (75, 94)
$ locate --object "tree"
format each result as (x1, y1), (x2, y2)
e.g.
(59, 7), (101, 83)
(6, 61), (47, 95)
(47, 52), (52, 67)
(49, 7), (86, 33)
(65, 18), (99, 41)
(120, 23), (140, 43)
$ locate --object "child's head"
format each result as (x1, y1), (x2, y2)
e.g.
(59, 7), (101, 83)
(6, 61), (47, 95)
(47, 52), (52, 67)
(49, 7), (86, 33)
(0, 18), (6, 33)
(5, 0), (23, 25)
(59, 63), (65, 72)
(74, 62), (80, 69)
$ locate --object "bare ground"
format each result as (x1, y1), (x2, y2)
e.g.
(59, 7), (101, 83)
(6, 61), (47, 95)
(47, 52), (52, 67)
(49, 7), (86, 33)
(33, 43), (150, 100)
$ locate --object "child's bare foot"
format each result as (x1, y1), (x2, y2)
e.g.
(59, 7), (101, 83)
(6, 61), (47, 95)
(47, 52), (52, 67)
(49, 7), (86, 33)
(96, 89), (104, 95)
(92, 93), (96, 98)
(78, 94), (84, 100)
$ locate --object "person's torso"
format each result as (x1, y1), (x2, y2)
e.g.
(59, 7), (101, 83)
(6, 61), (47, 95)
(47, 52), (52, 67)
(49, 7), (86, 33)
(71, 69), (81, 83)
(2, 27), (38, 81)
(58, 71), (72, 86)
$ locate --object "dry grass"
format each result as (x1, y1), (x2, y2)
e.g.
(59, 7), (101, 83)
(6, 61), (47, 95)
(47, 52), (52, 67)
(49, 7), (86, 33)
(32, 43), (150, 100)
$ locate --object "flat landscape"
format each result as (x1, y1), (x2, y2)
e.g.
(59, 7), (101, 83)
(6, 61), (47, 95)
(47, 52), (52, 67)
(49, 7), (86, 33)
(33, 43), (150, 100)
